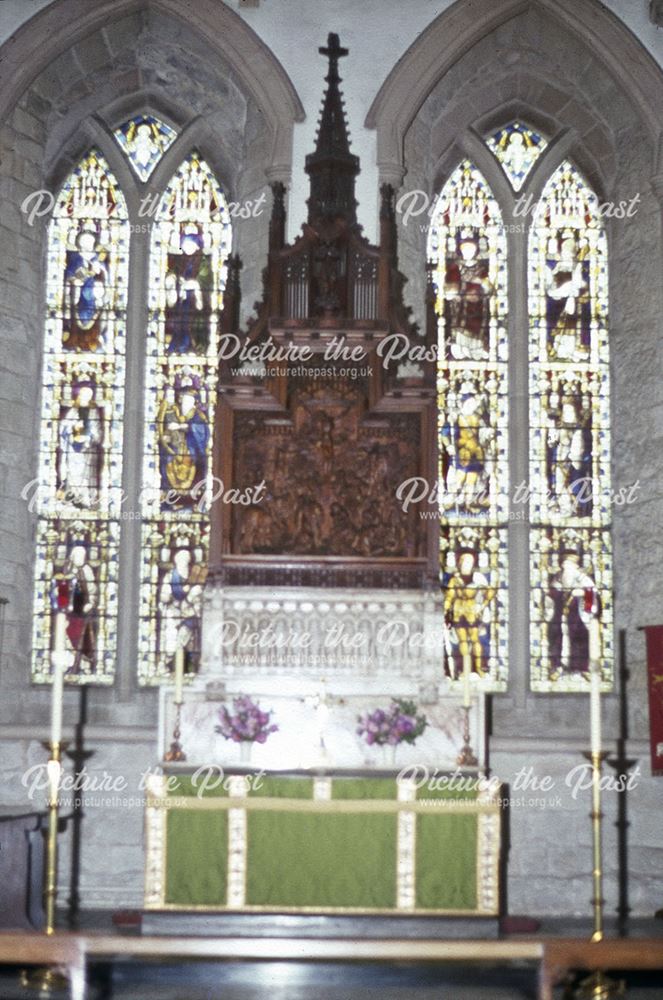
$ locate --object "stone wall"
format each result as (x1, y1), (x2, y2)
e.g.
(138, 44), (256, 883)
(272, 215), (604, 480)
(490, 743), (655, 917)
(0, 92), (49, 708)
(2, 734), (154, 910)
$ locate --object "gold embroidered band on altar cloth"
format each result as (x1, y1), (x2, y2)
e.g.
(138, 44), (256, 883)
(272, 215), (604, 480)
(396, 777), (417, 909)
(226, 774), (248, 908)
(151, 796), (501, 814)
(144, 774), (501, 917)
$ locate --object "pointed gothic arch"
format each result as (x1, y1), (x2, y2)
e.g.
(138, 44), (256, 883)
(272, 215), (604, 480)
(366, 0), (663, 188)
(0, 0), (304, 185)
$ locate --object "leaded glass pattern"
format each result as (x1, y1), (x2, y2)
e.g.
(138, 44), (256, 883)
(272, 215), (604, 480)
(486, 121), (547, 191)
(138, 152), (232, 685)
(429, 161), (509, 691)
(113, 115), (177, 181)
(32, 151), (129, 684)
(528, 161), (613, 692)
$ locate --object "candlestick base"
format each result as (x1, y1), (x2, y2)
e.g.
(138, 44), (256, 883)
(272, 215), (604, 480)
(21, 965), (70, 994)
(456, 745), (479, 767)
(164, 740), (187, 763)
(571, 970), (625, 999)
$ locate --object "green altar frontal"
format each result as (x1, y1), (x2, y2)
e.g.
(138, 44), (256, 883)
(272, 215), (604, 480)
(144, 773), (501, 916)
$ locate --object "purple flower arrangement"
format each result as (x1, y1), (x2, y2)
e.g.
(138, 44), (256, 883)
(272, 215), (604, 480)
(357, 698), (428, 748)
(215, 695), (278, 744)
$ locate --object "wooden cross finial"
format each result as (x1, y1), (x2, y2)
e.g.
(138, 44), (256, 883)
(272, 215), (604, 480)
(319, 33), (348, 63)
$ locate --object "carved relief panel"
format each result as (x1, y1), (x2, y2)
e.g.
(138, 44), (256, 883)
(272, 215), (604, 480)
(229, 372), (423, 559)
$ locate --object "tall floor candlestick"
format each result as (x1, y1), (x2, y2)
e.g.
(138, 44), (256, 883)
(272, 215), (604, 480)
(47, 639), (68, 935)
(574, 660), (624, 999)
(22, 733), (70, 993)
(21, 617), (70, 992)
(44, 740), (63, 935)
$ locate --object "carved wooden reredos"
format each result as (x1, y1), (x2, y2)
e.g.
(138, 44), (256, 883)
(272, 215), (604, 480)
(210, 34), (436, 590)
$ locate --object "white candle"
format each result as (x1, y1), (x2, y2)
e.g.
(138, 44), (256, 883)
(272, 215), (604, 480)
(54, 610), (67, 654)
(462, 651), (472, 709)
(588, 618), (601, 663)
(50, 653), (64, 746)
(590, 663), (602, 756)
(174, 647), (184, 704)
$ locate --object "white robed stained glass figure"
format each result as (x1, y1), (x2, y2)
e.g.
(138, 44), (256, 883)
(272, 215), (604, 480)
(114, 115), (177, 181)
(487, 120), (547, 191)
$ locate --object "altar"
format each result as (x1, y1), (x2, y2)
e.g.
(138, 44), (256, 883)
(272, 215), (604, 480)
(144, 771), (500, 917)
(148, 591), (501, 918)
(148, 620), (501, 919)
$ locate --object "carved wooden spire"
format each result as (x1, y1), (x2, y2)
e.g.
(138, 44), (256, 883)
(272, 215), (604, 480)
(305, 33), (360, 225)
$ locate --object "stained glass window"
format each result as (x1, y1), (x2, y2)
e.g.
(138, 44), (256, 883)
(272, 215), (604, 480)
(32, 151), (129, 684)
(528, 161), (613, 692)
(138, 152), (232, 685)
(486, 121), (547, 192)
(429, 160), (509, 692)
(113, 115), (177, 182)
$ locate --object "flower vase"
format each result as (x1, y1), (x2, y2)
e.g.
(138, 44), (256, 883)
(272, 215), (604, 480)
(381, 743), (398, 768)
(239, 741), (252, 764)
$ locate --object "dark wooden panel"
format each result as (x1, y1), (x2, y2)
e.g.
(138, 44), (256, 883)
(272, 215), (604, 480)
(0, 811), (46, 930)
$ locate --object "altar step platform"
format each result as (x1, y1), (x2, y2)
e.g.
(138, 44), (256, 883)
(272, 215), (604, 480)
(141, 909), (500, 939)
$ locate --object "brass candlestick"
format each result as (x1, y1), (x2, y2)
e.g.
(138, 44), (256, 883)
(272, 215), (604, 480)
(456, 704), (478, 768)
(164, 700), (186, 762)
(44, 740), (63, 935)
(572, 750), (625, 999)
(21, 740), (70, 994)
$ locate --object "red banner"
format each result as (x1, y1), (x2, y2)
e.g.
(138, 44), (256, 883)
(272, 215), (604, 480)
(643, 625), (663, 776)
